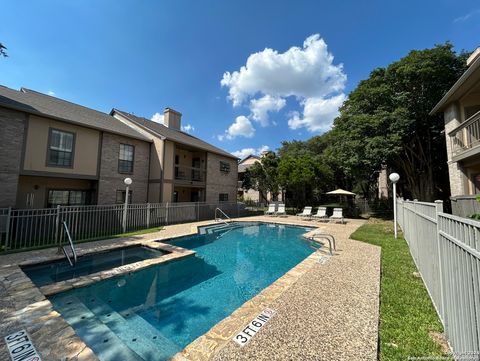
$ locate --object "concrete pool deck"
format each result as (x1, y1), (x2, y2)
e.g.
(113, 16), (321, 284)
(0, 216), (381, 361)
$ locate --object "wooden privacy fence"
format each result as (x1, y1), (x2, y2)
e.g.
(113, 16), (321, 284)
(0, 202), (246, 253)
(397, 199), (480, 355)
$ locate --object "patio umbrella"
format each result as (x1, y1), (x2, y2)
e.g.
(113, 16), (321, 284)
(326, 189), (356, 204)
(326, 189), (356, 196)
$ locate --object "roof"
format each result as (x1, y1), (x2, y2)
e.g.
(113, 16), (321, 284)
(0, 86), (150, 141)
(238, 155), (261, 173)
(430, 55), (480, 115)
(112, 109), (238, 159)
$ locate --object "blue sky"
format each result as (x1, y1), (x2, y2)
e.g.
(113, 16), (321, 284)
(0, 0), (479, 159)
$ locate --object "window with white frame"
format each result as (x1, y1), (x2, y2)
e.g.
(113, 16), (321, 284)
(48, 129), (74, 167)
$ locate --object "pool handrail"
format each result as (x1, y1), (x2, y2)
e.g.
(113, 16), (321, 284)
(62, 221), (77, 266)
(215, 207), (231, 225)
(308, 232), (336, 256)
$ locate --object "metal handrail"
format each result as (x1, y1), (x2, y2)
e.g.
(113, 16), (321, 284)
(308, 233), (336, 256)
(215, 207), (231, 225)
(62, 221), (77, 266)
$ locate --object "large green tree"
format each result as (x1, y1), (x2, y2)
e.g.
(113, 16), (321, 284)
(327, 43), (469, 201)
(242, 152), (280, 201)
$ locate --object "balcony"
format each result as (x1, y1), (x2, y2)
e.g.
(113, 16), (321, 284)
(174, 165), (206, 183)
(449, 110), (480, 161)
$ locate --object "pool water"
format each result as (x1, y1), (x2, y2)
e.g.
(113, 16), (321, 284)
(23, 246), (166, 287)
(49, 222), (316, 361)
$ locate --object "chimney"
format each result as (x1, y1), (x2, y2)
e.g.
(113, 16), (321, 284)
(467, 47), (480, 67)
(163, 108), (182, 130)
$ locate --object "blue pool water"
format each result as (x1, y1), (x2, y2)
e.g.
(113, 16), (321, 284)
(49, 222), (316, 361)
(23, 246), (166, 287)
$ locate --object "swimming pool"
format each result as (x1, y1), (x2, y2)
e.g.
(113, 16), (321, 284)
(49, 222), (316, 361)
(23, 245), (166, 287)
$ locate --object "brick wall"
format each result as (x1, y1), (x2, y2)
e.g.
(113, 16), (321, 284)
(0, 108), (26, 208)
(205, 153), (238, 203)
(97, 133), (150, 204)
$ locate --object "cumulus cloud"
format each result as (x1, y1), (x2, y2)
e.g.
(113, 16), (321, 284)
(218, 115), (255, 141)
(288, 94), (346, 132)
(250, 95), (286, 126)
(220, 34), (346, 133)
(181, 124), (195, 133)
(151, 112), (164, 123)
(232, 145), (270, 159)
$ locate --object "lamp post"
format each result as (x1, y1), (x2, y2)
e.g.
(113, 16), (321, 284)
(122, 177), (132, 233)
(389, 173), (400, 239)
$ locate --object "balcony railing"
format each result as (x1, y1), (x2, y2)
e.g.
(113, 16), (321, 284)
(449, 110), (480, 157)
(174, 165), (206, 183)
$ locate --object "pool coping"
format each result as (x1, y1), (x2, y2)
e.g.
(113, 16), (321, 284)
(0, 217), (334, 361)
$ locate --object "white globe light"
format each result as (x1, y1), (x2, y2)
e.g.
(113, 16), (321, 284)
(389, 173), (400, 183)
(124, 177), (133, 186)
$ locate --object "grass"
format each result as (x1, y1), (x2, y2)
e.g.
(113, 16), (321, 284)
(350, 219), (449, 361)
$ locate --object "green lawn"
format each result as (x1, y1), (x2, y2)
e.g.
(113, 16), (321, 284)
(350, 220), (449, 360)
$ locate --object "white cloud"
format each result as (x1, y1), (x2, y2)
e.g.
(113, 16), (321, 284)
(151, 112), (164, 123)
(218, 115), (255, 140)
(181, 124), (195, 133)
(47, 90), (55, 96)
(454, 9), (480, 23)
(232, 145), (270, 159)
(250, 95), (286, 126)
(288, 94), (346, 132)
(220, 34), (346, 133)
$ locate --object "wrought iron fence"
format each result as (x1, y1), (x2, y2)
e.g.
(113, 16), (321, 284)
(397, 199), (480, 354)
(0, 202), (247, 253)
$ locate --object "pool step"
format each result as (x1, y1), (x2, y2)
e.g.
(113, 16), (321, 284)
(56, 296), (181, 361)
(57, 297), (144, 361)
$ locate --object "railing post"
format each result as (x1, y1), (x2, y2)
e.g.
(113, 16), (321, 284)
(5, 207), (11, 250)
(146, 203), (151, 228)
(435, 200), (447, 330)
(55, 205), (61, 252)
(166, 202), (169, 225)
(197, 202), (200, 221)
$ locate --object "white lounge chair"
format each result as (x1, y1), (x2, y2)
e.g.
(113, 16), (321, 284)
(297, 206), (312, 219)
(276, 204), (286, 217)
(330, 207), (345, 224)
(265, 204), (276, 216)
(312, 207), (328, 221)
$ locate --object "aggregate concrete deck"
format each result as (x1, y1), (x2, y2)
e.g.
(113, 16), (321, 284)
(0, 216), (381, 361)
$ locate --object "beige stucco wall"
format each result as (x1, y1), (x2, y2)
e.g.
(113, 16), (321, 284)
(444, 102), (469, 196)
(163, 141), (175, 181)
(23, 115), (99, 176)
(205, 152), (238, 203)
(16, 175), (96, 209)
(162, 182), (173, 203)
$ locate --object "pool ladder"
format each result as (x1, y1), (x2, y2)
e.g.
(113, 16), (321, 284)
(61, 221), (77, 267)
(215, 208), (231, 225)
(308, 233), (336, 256)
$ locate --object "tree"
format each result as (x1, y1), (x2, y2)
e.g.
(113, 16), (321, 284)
(243, 152), (280, 201)
(0, 43), (7, 57)
(326, 43), (469, 201)
(277, 155), (333, 209)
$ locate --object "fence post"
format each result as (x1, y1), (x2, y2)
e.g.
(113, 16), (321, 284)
(55, 205), (61, 252)
(166, 202), (169, 225)
(146, 203), (151, 228)
(434, 200), (447, 330)
(5, 207), (11, 250)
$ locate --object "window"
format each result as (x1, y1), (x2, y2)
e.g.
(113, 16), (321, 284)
(220, 161), (230, 173)
(219, 193), (229, 202)
(118, 144), (134, 173)
(48, 129), (74, 167)
(116, 189), (133, 204)
(47, 190), (90, 207)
